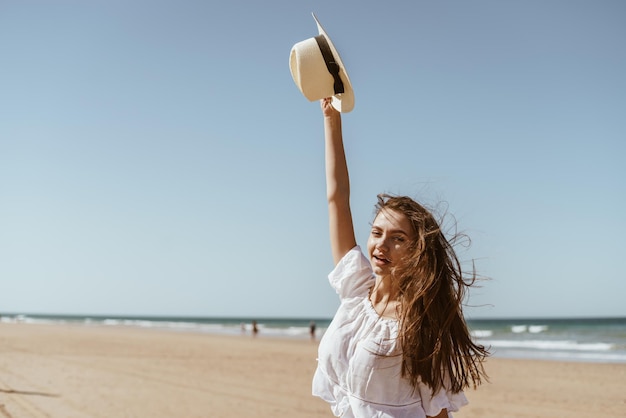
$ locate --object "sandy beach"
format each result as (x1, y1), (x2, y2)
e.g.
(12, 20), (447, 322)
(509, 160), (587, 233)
(1, 323), (625, 418)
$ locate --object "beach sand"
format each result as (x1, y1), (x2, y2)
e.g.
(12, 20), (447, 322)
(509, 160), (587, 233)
(1, 323), (625, 417)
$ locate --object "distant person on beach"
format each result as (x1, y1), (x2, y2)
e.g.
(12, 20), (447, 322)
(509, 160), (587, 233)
(251, 320), (258, 337)
(309, 321), (316, 341)
(290, 16), (488, 417)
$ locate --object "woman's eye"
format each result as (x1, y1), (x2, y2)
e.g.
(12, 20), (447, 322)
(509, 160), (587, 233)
(393, 236), (405, 242)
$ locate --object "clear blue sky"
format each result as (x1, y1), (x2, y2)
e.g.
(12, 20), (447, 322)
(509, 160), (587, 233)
(1, 1), (624, 319)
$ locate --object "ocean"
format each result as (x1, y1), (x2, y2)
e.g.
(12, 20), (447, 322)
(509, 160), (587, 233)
(2, 313), (625, 364)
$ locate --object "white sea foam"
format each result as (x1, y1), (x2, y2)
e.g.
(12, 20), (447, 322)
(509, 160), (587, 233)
(511, 325), (527, 333)
(487, 339), (614, 352)
(471, 330), (493, 338)
(510, 324), (548, 334)
(492, 348), (626, 363)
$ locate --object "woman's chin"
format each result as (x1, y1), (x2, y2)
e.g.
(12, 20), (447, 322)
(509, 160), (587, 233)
(370, 262), (390, 277)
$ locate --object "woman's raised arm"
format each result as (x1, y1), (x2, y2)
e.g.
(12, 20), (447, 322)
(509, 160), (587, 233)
(322, 98), (357, 264)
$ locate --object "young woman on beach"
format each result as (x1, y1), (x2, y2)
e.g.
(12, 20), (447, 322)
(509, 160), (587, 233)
(311, 98), (489, 418)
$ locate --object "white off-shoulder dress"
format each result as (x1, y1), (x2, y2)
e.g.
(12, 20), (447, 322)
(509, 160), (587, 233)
(312, 246), (468, 418)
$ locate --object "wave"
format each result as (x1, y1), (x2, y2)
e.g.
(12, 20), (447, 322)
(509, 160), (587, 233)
(489, 348), (626, 363)
(471, 329), (493, 338)
(528, 325), (549, 333)
(486, 339), (614, 352)
(510, 324), (549, 334)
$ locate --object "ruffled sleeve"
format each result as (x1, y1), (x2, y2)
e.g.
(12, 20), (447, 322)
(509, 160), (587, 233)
(328, 246), (374, 300)
(417, 381), (469, 417)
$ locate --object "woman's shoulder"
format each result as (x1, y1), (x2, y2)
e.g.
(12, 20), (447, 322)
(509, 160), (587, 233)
(328, 246), (374, 299)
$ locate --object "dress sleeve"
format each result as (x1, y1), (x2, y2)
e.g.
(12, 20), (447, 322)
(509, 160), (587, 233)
(417, 381), (469, 417)
(328, 245), (374, 300)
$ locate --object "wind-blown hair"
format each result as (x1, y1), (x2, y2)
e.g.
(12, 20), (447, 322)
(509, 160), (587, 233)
(374, 194), (489, 394)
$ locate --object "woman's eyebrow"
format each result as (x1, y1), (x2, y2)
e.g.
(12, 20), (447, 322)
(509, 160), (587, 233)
(371, 225), (410, 235)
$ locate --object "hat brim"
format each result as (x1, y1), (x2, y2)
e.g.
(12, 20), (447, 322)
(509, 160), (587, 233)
(312, 13), (355, 113)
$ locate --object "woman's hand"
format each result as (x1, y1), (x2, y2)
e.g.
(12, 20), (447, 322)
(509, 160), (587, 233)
(321, 97), (339, 119)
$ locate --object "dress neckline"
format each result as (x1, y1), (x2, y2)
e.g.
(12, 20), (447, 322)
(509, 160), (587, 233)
(365, 287), (399, 323)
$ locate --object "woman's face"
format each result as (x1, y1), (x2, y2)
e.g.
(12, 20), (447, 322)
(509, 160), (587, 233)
(367, 208), (416, 277)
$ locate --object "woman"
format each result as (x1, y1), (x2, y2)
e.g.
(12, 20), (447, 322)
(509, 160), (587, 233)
(312, 98), (489, 418)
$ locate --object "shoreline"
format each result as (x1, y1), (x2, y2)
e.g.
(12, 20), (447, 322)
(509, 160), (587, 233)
(4, 314), (626, 365)
(1, 323), (625, 417)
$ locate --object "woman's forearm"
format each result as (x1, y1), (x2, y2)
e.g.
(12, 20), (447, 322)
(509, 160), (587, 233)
(322, 99), (356, 264)
(324, 112), (349, 204)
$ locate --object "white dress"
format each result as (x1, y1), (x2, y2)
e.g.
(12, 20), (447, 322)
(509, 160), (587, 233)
(312, 246), (468, 418)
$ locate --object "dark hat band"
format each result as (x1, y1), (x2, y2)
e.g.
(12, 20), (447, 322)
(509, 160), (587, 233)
(314, 35), (345, 95)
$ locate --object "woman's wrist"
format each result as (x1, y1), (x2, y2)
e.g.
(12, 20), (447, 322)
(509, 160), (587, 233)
(324, 111), (341, 124)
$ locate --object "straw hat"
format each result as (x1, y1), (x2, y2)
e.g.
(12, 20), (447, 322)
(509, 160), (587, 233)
(289, 13), (354, 113)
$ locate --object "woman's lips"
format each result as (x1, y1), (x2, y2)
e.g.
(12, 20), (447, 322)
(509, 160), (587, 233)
(373, 255), (390, 266)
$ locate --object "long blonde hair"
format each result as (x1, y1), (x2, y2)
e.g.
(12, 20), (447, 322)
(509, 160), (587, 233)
(375, 194), (488, 394)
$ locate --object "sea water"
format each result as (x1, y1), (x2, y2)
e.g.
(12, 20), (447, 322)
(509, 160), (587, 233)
(467, 317), (626, 363)
(3, 313), (625, 364)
